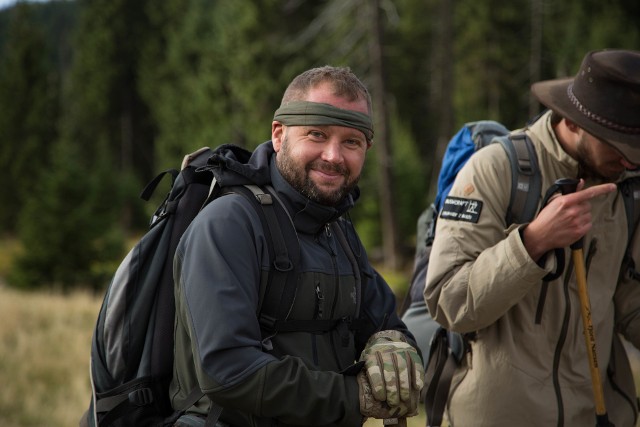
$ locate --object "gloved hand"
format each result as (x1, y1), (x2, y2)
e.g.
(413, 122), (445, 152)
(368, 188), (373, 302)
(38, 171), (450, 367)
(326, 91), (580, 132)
(359, 330), (424, 407)
(357, 370), (418, 419)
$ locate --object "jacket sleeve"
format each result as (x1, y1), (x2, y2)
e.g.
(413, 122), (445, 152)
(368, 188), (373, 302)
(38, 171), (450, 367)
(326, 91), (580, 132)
(424, 144), (550, 333)
(174, 194), (362, 427)
(614, 222), (640, 347)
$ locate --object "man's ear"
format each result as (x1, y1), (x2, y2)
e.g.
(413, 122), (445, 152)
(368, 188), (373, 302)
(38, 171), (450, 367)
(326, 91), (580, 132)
(272, 122), (284, 152)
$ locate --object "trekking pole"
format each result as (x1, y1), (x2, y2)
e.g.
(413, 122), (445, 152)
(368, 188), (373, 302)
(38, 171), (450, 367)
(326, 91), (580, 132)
(557, 178), (614, 427)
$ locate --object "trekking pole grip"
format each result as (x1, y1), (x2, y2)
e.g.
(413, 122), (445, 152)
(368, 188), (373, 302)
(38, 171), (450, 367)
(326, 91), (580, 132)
(556, 178), (584, 250)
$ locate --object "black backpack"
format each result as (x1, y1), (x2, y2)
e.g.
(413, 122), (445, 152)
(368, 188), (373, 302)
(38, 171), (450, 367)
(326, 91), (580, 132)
(82, 145), (305, 427)
(400, 122), (640, 427)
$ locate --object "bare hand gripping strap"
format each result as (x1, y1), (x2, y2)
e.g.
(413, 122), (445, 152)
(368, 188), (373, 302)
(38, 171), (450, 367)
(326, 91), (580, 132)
(273, 101), (374, 142)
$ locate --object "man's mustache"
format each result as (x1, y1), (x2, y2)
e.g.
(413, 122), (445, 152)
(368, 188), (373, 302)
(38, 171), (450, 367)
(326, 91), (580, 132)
(308, 160), (348, 176)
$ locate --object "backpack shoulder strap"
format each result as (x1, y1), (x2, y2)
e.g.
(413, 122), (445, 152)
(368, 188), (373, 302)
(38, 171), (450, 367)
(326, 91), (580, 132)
(497, 132), (541, 225)
(173, 183), (299, 427)
(329, 219), (368, 335)
(619, 177), (640, 280)
(222, 184), (300, 329)
(330, 220), (362, 315)
(424, 328), (457, 427)
(193, 184), (300, 427)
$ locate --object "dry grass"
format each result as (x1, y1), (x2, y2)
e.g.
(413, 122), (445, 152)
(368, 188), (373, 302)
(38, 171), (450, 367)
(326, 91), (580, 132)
(0, 282), (639, 427)
(0, 286), (100, 427)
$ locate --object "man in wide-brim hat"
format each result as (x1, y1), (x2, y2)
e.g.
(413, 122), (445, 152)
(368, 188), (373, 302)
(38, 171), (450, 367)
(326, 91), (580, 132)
(425, 49), (640, 426)
(532, 49), (640, 177)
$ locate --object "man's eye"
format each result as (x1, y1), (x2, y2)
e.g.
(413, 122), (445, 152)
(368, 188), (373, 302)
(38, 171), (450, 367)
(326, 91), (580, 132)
(345, 139), (364, 148)
(309, 130), (325, 139)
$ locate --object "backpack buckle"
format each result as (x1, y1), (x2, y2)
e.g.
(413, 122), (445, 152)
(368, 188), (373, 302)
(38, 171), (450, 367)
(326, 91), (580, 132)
(255, 193), (273, 205)
(274, 256), (293, 272)
(128, 387), (154, 406)
(259, 313), (277, 331)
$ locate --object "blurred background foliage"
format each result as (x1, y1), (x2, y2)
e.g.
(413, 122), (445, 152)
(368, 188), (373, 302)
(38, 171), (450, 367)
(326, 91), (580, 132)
(1, 0), (639, 292)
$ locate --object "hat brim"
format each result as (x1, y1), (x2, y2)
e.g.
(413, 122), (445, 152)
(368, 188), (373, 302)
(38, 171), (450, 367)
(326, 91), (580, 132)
(531, 79), (640, 164)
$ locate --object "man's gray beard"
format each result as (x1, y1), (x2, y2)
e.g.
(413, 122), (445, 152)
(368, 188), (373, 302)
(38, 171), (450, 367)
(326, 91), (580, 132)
(276, 140), (359, 206)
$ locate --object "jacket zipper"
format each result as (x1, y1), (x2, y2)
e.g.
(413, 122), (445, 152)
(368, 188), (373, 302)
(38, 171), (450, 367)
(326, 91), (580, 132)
(324, 224), (345, 367)
(311, 224), (343, 367)
(552, 255), (574, 427)
(310, 283), (324, 366)
(315, 284), (325, 320)
(325, 224), (341, 319)
(585, 238), (597, 274)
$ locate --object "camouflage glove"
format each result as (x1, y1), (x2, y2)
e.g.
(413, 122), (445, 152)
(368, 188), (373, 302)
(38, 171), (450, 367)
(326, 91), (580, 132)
(357, 370), (418, 418)
(359, 330), (424, 407)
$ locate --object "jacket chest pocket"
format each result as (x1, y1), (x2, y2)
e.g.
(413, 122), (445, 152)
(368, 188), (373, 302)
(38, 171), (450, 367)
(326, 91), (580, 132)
(288, 272), (357, 320)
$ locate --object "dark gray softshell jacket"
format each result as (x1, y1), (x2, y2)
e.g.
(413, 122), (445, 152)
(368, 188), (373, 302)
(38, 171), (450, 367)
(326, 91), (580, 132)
(170, 141), (414, 427)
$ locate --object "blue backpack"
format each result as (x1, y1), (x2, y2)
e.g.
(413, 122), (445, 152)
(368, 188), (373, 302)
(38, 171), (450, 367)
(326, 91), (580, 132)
(401, 120), (540, 320)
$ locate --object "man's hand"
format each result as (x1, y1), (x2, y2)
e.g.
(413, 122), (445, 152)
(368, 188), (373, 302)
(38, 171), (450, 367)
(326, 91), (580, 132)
(357, 371), (418, 419)
(359, 330), (424, 407)
(523, 180), (616, 261)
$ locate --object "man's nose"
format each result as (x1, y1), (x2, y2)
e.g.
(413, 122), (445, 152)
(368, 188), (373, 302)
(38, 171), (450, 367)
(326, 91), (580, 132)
(321, 140), (343, 163)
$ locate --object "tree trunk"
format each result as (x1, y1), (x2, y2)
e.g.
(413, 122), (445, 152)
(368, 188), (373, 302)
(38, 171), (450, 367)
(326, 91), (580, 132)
(529, 0), (543, 117)
(427, 0), (455, 200)
(368, 0), (401, 270)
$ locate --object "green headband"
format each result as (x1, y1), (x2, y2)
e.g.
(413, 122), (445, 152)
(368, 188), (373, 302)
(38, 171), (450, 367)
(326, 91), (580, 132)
(273, 101), (374, 142)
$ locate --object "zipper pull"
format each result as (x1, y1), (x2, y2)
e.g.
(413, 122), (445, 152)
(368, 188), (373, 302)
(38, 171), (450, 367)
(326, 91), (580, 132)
(315, 284), (324, 319)
(324, 224), (337, 256)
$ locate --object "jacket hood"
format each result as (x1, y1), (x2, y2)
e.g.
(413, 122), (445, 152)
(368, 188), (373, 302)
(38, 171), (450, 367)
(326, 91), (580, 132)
(208, 141), (358, 234)
(207, 142), (272, 187)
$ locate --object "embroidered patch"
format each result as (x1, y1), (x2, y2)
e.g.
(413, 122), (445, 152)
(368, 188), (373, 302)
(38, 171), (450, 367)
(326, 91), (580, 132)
(463, 183), (475, 196)
(440, 196), (482, 223)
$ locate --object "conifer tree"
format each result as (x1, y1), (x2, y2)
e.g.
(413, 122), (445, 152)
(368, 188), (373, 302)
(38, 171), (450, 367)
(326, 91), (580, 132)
(10, 138), (124, 291)
(0, 3), (58, 233)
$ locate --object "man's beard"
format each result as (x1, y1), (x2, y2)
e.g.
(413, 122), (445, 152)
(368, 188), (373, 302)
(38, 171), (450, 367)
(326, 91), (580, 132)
(577, 163), (620, 182)
(576, 137), (624, 183)
(277, 138), (359, 206)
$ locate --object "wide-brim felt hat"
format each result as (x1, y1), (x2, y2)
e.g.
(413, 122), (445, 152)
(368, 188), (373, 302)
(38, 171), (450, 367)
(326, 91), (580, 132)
(531, 49), (640, 163)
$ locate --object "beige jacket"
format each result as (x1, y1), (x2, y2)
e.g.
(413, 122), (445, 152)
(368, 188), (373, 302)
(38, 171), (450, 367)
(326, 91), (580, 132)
(425, 111), (640, 426)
